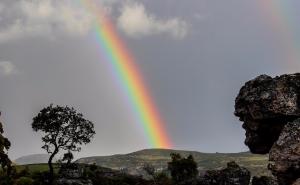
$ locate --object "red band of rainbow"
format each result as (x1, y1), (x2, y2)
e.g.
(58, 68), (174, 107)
(79, 0), (172, 148)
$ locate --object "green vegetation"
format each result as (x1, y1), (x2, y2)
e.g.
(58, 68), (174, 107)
(77, 149), (269, 177)
(15, 164), (60, 174)
(0, 112), (12, 176)
(0, 106), (271, 184)
(168, 153), (198, 185)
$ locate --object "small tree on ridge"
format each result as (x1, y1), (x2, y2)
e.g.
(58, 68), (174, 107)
(32, 104), (95, 184)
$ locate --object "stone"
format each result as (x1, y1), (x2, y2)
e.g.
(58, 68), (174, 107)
(59, 163), (83, 179)
(199, 161), (251, 185)
(269, 120), (300, 185)
(292, 179), (300, 185)
(56, 178), (93, 185)
(56, 163), (92, 185)
(234, 74), (300, 154)
(252, 176), (278, 185)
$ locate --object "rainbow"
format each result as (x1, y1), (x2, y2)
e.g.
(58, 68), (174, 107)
(78, 0), (172, 148)
(257, 0), (300, 71)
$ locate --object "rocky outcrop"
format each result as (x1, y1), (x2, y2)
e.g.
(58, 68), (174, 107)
(56, 179), (93, 185)
(199, 161), (251, 185)
(235, 74), (300, 154)
(252, 176), (278, 185)
(292, 179), (300, 185)
(56, 164), (92, 185)
(269, 120), (300, 185)
(234, 73), (300, 185)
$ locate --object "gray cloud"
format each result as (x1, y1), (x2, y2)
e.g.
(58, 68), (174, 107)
(117, 1), (189, 39)
(0, 61), (18, 76)
(0, 0), (93, 42)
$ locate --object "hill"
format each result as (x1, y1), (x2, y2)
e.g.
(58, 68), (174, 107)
(76, 149), (269, 177)
(14, 154), (57, 165)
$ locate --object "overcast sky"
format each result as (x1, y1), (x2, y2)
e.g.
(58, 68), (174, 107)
(0, 0), (299, 160)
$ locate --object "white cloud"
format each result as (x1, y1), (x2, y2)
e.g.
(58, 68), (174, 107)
(117, 2), (188, 39)
(0, 0), (94, 42)
(0, 61), (18, 76)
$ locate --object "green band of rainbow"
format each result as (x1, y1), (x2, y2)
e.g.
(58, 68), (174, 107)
(79, 0), (172, 148)
(257, 0), (300, 70)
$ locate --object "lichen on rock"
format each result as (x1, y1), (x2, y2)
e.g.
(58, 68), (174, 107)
(269, 119), (300, 185)
(235, 74), (300, 154)
(234, 73), (300, 185)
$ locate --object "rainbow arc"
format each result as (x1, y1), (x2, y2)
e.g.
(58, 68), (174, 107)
(257, 0), (300, 70)
(79, 0), (172, 148)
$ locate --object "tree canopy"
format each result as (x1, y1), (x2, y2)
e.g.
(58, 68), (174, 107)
(0, 112), (12, 176)
(168, 153), (198, 185)
(32, 104), (95, 184)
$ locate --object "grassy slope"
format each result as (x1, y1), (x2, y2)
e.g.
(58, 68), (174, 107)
(15, 163), (59, 174)
(76, 149), (270, 177)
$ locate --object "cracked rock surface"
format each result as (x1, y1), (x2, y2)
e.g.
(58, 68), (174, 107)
(235, 73), (300, 185)
(235, 74), (300, 154)
(269, 120), (300, 185)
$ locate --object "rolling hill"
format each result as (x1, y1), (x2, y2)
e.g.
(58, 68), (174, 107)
(14, 154), (57, 165)
(76, 149), (270, 177)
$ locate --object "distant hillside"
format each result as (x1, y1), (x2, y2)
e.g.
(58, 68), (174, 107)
(14, 154), (57, 165)
(76, 149), (269, 177)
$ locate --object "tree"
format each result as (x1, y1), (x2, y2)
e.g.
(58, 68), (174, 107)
(62, 151), (74, 165)
(0, 112), (12, 176)
(168, 153), (198, 185)
(143, 163), (156, 184)
(143, 163), (172, 185)
(32, 104), (95, 184)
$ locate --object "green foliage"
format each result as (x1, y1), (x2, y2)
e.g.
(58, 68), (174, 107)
(32, 104), (96, 184)
(0, 112), (12, 176)
(62, 151), (73, 164)
(153, 171), (172, 185)
(77, 149), (269, 177)
(15, 177), (34, 185)
(0, 176), (14, 185)
(168, 153), (198, 185)
(143, 163), (172, 185)
(143, 163), (156, 177)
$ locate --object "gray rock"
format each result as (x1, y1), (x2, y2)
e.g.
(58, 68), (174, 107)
(56, 178), (93, 185)
(235, 74), (300, 154)
(252, 176), (278, 185)
(199, 161), (251, 185)
(269, 120), (300, 185)
(292, 179), (300, 185)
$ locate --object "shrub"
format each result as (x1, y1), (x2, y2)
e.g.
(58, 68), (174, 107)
(15, 177), (34, 185)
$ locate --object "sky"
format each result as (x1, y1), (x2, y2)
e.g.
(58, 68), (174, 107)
(0, 0), (299, 160)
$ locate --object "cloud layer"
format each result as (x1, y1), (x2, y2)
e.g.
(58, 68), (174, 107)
(117, 2), (188, 39)
(0, 0), (93, 42)
(0, 61), (17, 76)
(0, 0), (189, 42)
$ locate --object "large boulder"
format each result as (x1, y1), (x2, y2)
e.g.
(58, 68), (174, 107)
(56, 163), (93, 185)
(269, 120), (300, 185)
(292, 179), (300, 185)
(252, 176), (278, 185)
(235, 74), (300, 154)
(199, 161), (251, 185)
(56, 179), (93, 185)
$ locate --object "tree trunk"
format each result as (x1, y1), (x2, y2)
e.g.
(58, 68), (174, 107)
(48, 148), (58, 185)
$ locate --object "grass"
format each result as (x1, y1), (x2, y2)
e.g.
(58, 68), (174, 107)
(15, 163), (59, 174)
(76, 149), (270, 177)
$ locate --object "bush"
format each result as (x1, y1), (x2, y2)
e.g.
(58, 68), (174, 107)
(15, 177), (34, 185)
(0, 176), (14, 185)
(168, 153), (198, 185)
(154, 172), (172, 185)
(31, 171), (50, 185)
